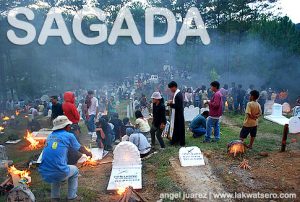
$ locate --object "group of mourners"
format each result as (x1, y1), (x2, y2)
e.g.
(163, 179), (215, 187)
(37, 80), (265, 201)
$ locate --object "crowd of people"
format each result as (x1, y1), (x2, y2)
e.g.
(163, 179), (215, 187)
(1, 67), (299, 201)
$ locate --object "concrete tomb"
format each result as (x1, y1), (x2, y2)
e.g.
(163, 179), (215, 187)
(107, 142), (142, 190)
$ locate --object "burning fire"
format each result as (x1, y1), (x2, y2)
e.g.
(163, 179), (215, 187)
(0, 126), (4, 132)
(117, 187), (126, 195)
(15, 110), (20, 116)
(25, 130), (41, 150)
(225, 101), (229, 108)
(228, 143), (246, 157)
(82, 146), (98, 166)
(8, 165), (31, 185)
(2, 116), (10, 121)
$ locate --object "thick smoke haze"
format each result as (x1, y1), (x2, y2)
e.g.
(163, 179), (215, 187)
(0, 5), (299, 101)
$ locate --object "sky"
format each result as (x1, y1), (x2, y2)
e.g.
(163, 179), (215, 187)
(134, 0), (300, 24)
(280, 0), (300, 23)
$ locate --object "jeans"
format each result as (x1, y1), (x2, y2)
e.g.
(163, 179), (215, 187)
(87, 114), (96, 133)
(191, 127), (206, 138)
(150, 125), (165, 148)
(51, 165), (79, 199)
(205, 117), (220, 141)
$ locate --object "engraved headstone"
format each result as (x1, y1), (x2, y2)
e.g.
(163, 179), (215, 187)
(179, 146), (205, 167)
(107, 142), (142, 190)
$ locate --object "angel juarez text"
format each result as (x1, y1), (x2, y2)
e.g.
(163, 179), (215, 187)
(6, 7), (210, 46)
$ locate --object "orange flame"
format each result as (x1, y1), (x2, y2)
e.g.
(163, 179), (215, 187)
(25, 130), (41, 150)
(82, 156), (98, 167)
(228, 144), (245, 157)
(2, 116), (10, 121)
(8, 165), (31, 180)
(15, 110), (20, 116)
(117, 187), (126, 195)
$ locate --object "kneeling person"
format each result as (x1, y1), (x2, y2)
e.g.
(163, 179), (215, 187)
(39, 116), (92, 201)
(126, 128), (151, 158)
(189, 110), (209, 138)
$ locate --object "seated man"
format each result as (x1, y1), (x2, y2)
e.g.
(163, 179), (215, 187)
(126, 128), (151, 158)
(39, 116), (92, 201)
(189, 110), (209, 138)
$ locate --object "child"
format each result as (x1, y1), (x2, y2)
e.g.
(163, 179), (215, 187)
(135, 110), (150, 138)
(240, 90), (262, 149)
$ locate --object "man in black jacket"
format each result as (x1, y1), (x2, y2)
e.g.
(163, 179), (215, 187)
(168, 81), (185, 146)
(51, 96), (64, 121)
(150, 92), (166, 148)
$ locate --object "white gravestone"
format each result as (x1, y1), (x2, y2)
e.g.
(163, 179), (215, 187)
(141, 107), (150, 119)
(107, 142), (142, 190)
(184, 105), (200, 122)
(0, 145), (8, 160)
(289, 117), (300, 134)
(282, 102), (291, 113)
(264, 103), (289, 125)
(179, 146), (205, 167)
(293, 106), (300, 117)
(264, 100), (274, 115)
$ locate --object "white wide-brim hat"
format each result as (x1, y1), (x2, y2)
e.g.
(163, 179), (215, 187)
(52, 115), (73, 131)
(151, 92), (162, 99)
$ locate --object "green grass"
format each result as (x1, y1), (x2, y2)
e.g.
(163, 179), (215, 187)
(224, 112), (283, 135)
(1, 104), (295, 201)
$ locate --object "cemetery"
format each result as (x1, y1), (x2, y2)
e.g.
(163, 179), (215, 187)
(0, 0), (300, 201)
(0, 99), (299, 201)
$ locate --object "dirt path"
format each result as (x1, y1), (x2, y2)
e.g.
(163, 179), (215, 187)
(169, 157), (232, 202)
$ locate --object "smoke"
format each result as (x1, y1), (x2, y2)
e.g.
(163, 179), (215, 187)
(1, 7), (299, 101)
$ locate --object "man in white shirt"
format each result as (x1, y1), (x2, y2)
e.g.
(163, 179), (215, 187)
(87, 91), (99, 136)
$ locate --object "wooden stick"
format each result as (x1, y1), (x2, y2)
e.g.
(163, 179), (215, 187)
(0, 177), (12, 187)
(281, 124), (289, 152)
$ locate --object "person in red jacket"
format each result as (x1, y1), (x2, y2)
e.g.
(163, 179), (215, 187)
(62, 92), (80, 124)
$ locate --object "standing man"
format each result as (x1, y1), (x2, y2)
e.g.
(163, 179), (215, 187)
(203, 81), (223, 143)
(150, 92), (166, 149)
(259, 86), (268, 115)
(39, 116), (92, 201)
(168, 81), (185, 146)
(87, 90), (99, 137)
(51, 96), (64, 121)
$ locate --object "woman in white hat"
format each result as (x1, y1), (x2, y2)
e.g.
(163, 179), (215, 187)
(39, 116), (92, 201)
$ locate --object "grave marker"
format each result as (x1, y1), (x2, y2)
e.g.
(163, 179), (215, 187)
(179, 146), (205, 167)
(184, 105), (200, 122)
(107, 142), (142, 190)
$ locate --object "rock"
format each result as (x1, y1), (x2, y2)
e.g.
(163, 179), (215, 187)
(291, 138), (297, 143)
(204, 150), (212, 158)
(259, 152), (269, 157)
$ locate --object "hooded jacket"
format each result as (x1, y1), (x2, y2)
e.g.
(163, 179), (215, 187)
(62, 92), (80, 124)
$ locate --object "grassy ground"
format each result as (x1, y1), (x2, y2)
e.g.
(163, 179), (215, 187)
(0, 105), (296, 201)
